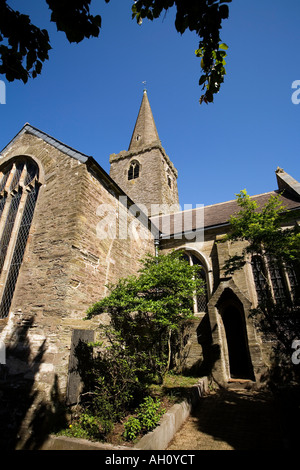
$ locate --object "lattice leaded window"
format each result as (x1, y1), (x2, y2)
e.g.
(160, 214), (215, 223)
(266, 255), (287, 304)
(183, 252), (208, 313)
(251, 254), (299, 305)
(251, 255), (268, 303)
(0, 158), (40, 319)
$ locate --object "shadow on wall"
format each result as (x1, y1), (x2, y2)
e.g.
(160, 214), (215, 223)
(0, 317), (67, 450)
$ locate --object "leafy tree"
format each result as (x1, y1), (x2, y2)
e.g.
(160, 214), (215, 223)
(86, 250), (205, 379)
(66, 251), (204, 439)
(223, 189), (300, 275)
(74, 330), (150, 437)
(223, 190), (300, 386)
(0, 0), (231, 103)
(0, 0), (103, 83)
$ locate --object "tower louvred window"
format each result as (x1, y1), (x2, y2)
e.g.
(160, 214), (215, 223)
(0, 157), (40, 318)
(128, 160), (140, 180)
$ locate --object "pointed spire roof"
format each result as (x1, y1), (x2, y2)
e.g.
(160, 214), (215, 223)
(128, 89), (160, 151)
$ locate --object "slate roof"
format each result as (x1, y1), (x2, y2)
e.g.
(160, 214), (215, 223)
(0, 123), (90, 163)
(151, 189), (300, 238)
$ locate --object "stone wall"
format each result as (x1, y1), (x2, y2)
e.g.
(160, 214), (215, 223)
(159, 226), (264, 384)
(0, 131), (154, 447)
(110, 144), (179, 216)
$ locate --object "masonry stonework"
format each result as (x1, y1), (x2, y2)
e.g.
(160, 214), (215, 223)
(0, 129), (154, 447)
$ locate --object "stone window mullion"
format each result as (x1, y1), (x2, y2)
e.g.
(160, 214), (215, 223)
(189, 254), (199, 314)
(0, 157), (40, 319)
(252, 253), (297, 305)
(0, 192), (22, 277)
(183, 251), (208, 314)
(283, 262), (298, 303)
(0, 194), (11, 238)
(0, 189), (28, 305)
(4, 163), (16, 192)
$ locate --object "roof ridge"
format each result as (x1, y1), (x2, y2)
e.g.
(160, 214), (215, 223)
(0, 123), (90, 163)
(151, 190), (279, 221)
(202, 190), (278, 210)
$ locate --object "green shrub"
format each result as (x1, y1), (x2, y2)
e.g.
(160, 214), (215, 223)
(78, 412), (113, 439)
(137, 396), (165, 432)
(123, 396), (165, 441)
(123, 416), (142, 441)
(75, 330), (149, 433)
(60, 412), (113, 441)
(74, 251), (203, 441)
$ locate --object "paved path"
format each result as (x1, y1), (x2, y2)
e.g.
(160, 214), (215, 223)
(167, 388), (288, 451)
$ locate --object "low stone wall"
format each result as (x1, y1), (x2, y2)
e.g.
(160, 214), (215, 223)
(135, 377), (208, 450)
(41, 436), (132, 451)
(41, 377), (209, 451)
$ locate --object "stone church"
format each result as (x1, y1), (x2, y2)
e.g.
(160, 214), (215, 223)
(0, 89), (299, 446)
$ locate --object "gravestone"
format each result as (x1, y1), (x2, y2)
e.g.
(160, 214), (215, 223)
(66, 329), (94, 405)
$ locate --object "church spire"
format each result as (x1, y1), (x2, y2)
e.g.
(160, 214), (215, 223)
(110, 89), (179, 216)
(128, 89), (160, 151)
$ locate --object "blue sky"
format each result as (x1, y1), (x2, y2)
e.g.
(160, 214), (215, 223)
(0, 0), (299, 208)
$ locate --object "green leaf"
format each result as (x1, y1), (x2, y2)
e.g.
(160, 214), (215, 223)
(199, 75), (207, 86)
(219, 43), (228, 50)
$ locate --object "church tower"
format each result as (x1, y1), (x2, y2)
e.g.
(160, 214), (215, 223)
(109, 90), (179, 216)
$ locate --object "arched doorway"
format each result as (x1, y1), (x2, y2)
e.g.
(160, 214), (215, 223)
(222, 305), (254, 379)
(217, 289), (255, 380)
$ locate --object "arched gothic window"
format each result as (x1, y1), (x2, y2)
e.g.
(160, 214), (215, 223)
(0, 157), (40, 318)
(183, 252), (208, 313)
(128, 160), (140, 180)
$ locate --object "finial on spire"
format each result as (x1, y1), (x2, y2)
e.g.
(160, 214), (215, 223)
(128, 84), (159, 151)
(142, 81), (147, 92)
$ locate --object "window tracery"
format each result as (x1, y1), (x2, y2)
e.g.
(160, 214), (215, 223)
(128, 160), (140, 180)
(251, 254), (299, 305)
(0, 157), (40, 318)
(183, 251), (208, 313)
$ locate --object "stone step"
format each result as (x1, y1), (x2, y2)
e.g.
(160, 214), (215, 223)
(226, 379), (256, 390)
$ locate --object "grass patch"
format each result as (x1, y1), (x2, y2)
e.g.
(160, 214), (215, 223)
(150, 372), (203, 403)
